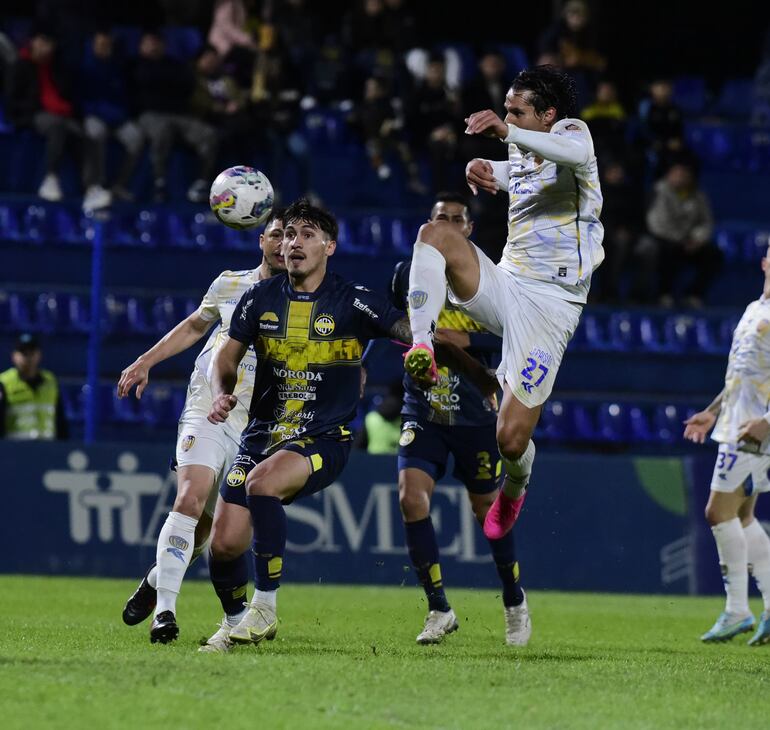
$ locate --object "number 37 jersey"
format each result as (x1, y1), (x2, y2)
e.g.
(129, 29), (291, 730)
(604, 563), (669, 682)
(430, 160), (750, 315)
(229, 272), (402, 454)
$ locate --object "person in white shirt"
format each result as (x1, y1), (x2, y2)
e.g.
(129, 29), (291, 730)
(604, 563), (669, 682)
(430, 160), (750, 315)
(403, 65), (604, 542)
(684, 244), (770, 646)
(117, 209), (286, 644)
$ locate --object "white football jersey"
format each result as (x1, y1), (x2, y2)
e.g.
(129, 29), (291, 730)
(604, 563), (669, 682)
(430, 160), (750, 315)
(498, 118), (604, 303)
(180, 269), (263, 434)
(712, 296), (770, 454)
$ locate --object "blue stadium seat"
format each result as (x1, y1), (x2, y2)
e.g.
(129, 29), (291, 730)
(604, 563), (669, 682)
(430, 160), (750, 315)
(606, 311), (640, 351)
(663, 314), (699, 352)
(0, 292), (32, 331)
(629, 406), (655, 443)
(22, 204), (54, 244)
(191, 211), (226, 249)
(694, 317), (726, 354)
(539, 400), (572, 441)
(673, 76), (708, 116)
(581, 312), (611, 350)
(143, 384), (183, 426)
(0, 204), (21, 240)
(135, 209), (163, 247)
(743, 230), (770, 262)
(166, 211), (197, 248)
(111, 388), (145, 423)
(715, 78), (755, 119)
(597, 402), (631, 442)
(639, 315), (667, 352)
(151, 296), (197, 333)
(572, 403), (598, 441)
(163, 26), (203, 60)
(654, 403), (691, 444)
(715, 228), (742, 263)
(53, 208), (87, 245)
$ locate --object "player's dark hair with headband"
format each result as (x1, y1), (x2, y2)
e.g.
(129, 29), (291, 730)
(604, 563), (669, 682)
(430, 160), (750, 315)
(283, 198), (339, 241)
(511, 65), (578, 120)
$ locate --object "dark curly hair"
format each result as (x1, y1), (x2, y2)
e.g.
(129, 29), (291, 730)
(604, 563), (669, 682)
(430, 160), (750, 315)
(511, 65), (578, 120)
(283, 198), (339, 241)
(264, 206), (285, 227)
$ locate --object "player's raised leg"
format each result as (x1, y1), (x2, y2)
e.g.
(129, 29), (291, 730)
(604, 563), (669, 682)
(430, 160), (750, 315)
(483, 385), (540, 540)
(199, 496), (253, 653)
(701, 485), (755, 642)
(467, 490), (530, 646)
(398, 466), (458, 644)
(150, 464), (215, 644)
(405, 221), (481, 383)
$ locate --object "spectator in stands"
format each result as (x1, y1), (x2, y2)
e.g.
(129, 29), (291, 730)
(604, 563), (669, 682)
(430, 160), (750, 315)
(132, 31), (217, 203)
(580, 79), (627, 162)
(191, 44), (251, 158)
(538, 0), (606, 107)
(0, 333), (67, 441)
(8, 28), (111, 211)
(638, 78), (685, 178)
(350, 75), (426, 193)
(645, 159), (722, 308)
(208, 0), (259, 89)
(406, 52), (462, 191)
(590, 160), (647, 303)
(80, 30), (144, 203)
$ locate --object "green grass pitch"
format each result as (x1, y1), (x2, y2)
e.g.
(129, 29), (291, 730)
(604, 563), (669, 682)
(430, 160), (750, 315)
(1, 576), (767, 729)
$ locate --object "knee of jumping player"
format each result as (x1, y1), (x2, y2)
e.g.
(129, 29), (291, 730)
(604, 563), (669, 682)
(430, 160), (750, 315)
(417, 220), (464, 253)
(496, 420), (531, 462)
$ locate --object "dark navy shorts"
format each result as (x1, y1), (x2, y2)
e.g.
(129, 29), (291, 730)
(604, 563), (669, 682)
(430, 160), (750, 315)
(397, 418), (500, 494)
(220, 437), (352, 507)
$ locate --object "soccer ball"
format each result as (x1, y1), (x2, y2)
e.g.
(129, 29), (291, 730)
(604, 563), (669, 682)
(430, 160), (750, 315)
(209, 166), (274, 230)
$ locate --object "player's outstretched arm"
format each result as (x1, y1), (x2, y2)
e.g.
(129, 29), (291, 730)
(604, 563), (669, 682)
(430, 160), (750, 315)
(117, 311), (214, 399)
(208, 336), (248, 424)
(683, 388), (724, 444)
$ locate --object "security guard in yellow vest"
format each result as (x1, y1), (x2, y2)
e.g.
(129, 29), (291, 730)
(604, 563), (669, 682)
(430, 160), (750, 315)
(0, 334), (67, 440)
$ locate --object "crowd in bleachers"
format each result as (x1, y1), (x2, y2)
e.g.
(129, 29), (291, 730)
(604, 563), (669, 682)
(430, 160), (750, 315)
(2, 0), (770, 447)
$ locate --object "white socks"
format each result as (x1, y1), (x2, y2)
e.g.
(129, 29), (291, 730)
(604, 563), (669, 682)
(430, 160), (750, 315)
(147, 536), (207, 590)
(745, 519), (770, 611)
(711, 517), (749, 616)
(408, 242), (447, 348)
(501, 440), (536, 500)
(155, 511), (198, 616)
(253, 589), (277, 611)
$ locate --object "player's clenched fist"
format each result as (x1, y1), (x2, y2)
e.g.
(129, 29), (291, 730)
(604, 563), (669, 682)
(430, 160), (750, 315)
(465, 158), (497, 197)
(208, 394), (238, 423)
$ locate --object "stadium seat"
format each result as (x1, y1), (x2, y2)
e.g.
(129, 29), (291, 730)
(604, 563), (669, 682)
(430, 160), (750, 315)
(572, 403), (598, 441)
(0, 204), (21, 241)
(53, 208), (87, 245)
(539, 400), (572, 441)
(151, 296), (197, 334)
(191, 211), (226, 249)
(135, 209), (163, 247)
(23, 204), (54, 244)
(581, 312), (611, 350)
(597, 402), (631, 442)
(673, 76), (708, 116)
(694, 317), (725, 354)
(0, 292), (32, 331)
(715, 78), (755, 119)
(629, 405), (655, 443)
(654, 403), (690, 444)
(143, 384), (184, 426)
(638, 315), (667, 352)
(663, 315), (699, 352)
(606, 311), (640, 351)
(743, 230), (770, 262)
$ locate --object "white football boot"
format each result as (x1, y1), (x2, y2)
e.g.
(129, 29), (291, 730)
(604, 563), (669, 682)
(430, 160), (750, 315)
(504, 590), (532, 646)
(416, 609), (459, 644)
(198, 621), (235, 653)
(229, 601), (278, 645)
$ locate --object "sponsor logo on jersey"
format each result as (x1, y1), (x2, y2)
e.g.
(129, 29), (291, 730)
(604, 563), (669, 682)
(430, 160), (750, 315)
(180, 435), (195, 452)
(240, 298), (254, 320)
(314, 314), (336, 336)
(272, 367), (324, 381)
(353, 298), (378, 320)
(260, 311), (279, 321)
(354, 285), (371, 292)
(226, 466), (247, 487)
(410, 290), (428, 309)
(168, 535), (189, 551)
(558, 267), (567, 277)
(564, 123), (581, 131)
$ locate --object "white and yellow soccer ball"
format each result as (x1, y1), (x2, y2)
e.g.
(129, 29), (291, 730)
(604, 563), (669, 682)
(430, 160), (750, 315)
(209, 166), (274, 230)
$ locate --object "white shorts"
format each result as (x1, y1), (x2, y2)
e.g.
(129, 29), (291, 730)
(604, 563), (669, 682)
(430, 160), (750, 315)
(449, 244), (582, 408)
(175, 412), (241, 516)
(709, 443), (770, 495)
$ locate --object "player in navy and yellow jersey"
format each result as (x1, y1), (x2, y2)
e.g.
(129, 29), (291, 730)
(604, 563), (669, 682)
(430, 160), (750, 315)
(390, 193), (530, 646)
(201, 198), (499, 650)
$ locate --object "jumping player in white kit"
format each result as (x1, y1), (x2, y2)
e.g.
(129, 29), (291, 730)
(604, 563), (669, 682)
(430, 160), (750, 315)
(403, 65), (604, 540)
(117, 209), (285, 644)
(684, 243), (770, 646)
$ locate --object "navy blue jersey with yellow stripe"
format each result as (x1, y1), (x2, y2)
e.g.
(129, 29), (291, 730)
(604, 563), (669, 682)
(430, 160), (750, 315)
(229, 272), (402, 454)
(391, 261), (500, 427)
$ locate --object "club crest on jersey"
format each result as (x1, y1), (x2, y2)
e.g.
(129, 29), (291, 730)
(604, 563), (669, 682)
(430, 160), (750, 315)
(314, 314), (335, 336)
(180, 435), (195, 452)
(399, 428), (415, 447)
(226, 466), (247, 487)
(410, 290), (428, 309)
